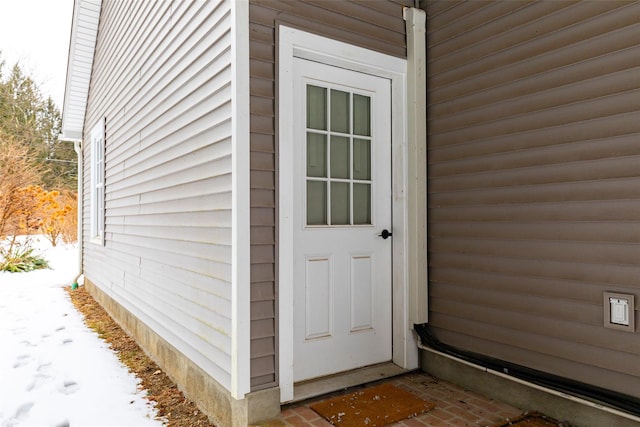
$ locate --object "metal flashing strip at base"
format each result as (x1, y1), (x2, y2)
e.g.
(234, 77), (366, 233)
(414, 323), (640, 419)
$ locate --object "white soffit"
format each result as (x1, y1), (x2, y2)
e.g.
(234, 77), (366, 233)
(61, 0), (101, 141)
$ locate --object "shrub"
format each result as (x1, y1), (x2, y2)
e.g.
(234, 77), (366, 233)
(36, 188), (75, 246)
(58, 191), (77, 244)
(0, 185), (77, 246)
(0, 134), (43, 238)
(0, 239), (49, 273)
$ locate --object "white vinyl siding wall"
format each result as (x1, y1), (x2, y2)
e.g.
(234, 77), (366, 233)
(83, 0), (235, 389)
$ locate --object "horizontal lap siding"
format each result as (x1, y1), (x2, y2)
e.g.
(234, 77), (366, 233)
(248, 0), (412, 390)
(426, 0), (640, 398)
(84, 0), (235, 389)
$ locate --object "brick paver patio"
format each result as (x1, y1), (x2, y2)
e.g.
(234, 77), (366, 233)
(252, 371), (523, 427)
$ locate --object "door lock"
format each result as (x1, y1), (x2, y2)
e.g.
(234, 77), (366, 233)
(378, 229), (392, 239)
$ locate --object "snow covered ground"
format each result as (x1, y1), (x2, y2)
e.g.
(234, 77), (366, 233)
(0, 237), (163, 427)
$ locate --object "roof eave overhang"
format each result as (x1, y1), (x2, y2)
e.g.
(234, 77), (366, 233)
(61, 0), (101, 142)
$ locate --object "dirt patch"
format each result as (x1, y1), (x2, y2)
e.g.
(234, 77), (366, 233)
(491, 411), (572, 427)
(66, 285), (215, 427)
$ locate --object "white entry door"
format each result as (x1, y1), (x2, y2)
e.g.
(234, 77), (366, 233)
(292, 58), (393, 382)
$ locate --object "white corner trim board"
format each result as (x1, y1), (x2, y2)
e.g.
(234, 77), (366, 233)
(404, 7), (428, 325)
(230, 0), (251, 400)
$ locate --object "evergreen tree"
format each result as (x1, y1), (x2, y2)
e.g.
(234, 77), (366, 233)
(40, 97), (77, 190)
(0, 55), (76, 191)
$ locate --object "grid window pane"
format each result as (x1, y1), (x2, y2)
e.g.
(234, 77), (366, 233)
(353, 94), (371, 136)
(330, 89), (350, 133)
(307, 180), (327, 225)
(353, 183), (371, 225)
(307, 85), (327, 130)
(330, 136), (350, 179)
(307, 133), (327, 177)
(353, 139), (371, 180)
(331, 182), (350, 225)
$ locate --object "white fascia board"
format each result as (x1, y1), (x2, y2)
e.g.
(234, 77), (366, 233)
(61, 0), (101, 141)
(230, 0), (251, 400)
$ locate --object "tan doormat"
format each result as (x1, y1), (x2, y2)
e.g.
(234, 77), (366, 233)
(492, 411), (572, 427)
(310, 383), (435, 426)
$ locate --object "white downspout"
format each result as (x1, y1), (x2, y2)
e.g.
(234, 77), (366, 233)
(404, 7), (428, 325)
(72, 139), (83, 287)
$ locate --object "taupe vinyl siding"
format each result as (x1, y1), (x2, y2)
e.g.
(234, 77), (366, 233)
(83, 0), (236, 389)
(248, 0), (413, 389)
(427, 0), (640, 398)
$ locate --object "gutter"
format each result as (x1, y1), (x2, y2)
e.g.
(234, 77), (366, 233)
(414, 324), (640, 421)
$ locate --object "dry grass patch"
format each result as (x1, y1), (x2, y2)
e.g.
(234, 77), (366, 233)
(67, 285), (215, 427)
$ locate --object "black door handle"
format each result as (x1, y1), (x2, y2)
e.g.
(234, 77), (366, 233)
(378, 229), (392, 239)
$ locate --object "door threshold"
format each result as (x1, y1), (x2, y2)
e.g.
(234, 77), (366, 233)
(292, 362), (409, 403)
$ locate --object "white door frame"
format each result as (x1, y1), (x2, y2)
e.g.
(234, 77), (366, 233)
(278, 25), (418, 403)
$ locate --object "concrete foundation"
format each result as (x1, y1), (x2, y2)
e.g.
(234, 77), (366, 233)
(420, 347), (640, 427)
(85, 279), (281, 427)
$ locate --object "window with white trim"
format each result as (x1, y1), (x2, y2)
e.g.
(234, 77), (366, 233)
(90, 118), (105, 243)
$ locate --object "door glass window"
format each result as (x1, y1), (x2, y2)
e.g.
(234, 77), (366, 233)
(307, 86), (327, 130)
(353, 183), (371, 225)
(330, 136), (349, 179)
(306, 84), (372, 226)
(353, 139), (371, 180)
(353, 94), (371, 136)
(331, 182), (350, 225)
(330, 89), (350, 133)
(307, 133), (327, 177)
(307, 181), (327, 225)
